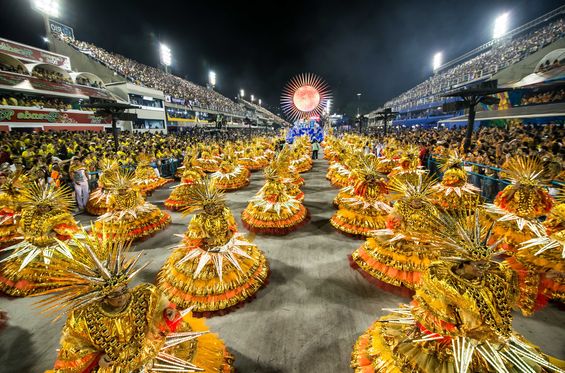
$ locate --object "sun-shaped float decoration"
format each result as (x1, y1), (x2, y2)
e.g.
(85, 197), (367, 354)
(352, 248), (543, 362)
(281, 73), (332, 122)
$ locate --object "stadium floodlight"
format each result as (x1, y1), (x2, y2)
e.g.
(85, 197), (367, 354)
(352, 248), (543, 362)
(42, 36), (49, 43)
(433, 52), (442, 71)
(326, 99), (332, 114)
(251, 94), (255, 102)
(493, 12), (510, 39)
(209, 71), (216, 87)
(160, 44), (172, 67)
(33, 0), (60, 18)
(240, 89), (245, 98)
(258, 99), (262, 105)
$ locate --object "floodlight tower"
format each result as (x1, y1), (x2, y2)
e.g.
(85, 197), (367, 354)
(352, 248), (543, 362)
(433, 52), (442, 72)
(160, 43), (172, 73)
(356, 93), (362, 118)
(240, 89), (245, 99)
(493, 12), (510, 39)
(209, 71), (216, 89)
(251, 94), (255, 102)
(32, 0), (60, 50)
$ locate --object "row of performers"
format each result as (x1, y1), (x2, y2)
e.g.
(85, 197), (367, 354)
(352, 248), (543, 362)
(0, 140), (313, 371)
(323, 135), (565, 372)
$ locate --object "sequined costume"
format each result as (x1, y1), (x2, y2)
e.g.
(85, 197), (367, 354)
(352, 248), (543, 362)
(350, 174), (440, 290)
(0, 182), (78, 296)
(0, 171), (24, 249)
(158, 179), (269, 316)
(197, 148), (221, 173)
(386, 145), (422, 183)
(510, 187), (565, 315)
(242, 166), (309, 235)
(165, 155), (206, 211)
(85, 159), (120, 216)
(133, 153), (171, 194)
(483, 157), (554, 315)
(35, 230), (234, 373)
(330, 157), (391, 237)
(277, 148), (304, 187)
(238, 148), (268, 172)
(94, 170), (171, 242)
(351, 212), (565, 373)
(484, 157), (553, 253)
(210, 154), (250, 192)
(431, 152), (481, 212)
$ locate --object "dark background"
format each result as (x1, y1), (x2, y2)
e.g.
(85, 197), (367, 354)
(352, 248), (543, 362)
(0, 0), (563, 116)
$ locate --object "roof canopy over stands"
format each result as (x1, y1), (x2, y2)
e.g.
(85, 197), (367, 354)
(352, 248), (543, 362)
(535, 48), (565, 72)
(0, 52), (28, 75)
(70, 72), (105, 87)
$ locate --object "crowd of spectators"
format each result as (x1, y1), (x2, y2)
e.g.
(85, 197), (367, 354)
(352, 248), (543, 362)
(75, 76), (104, 89)
(53, 34), (245, 115)
(384, 18), (565, 111)
(0, 93), (80, 111)
(0, 62), (27, 75)
(31, 66), (72, 85)
(520, 88), (565, 105)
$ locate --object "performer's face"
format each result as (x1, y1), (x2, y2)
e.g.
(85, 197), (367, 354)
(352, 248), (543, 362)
(105, 286), (130, 309)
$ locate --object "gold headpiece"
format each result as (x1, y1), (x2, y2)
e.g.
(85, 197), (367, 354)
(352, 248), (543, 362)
(105, 169), (140, 191)
(418, 210), (502, 262)
(180, 177), (226, 215)
(99, 158), (119, 172)
(501, 156), (548, 186)
(21, 181), (74, 211)
(0, 169), (24, 196)
(388, 172), (436, 202)
(263, 166), (280, 181)
(34, 225), (146, 319)
(440, 151), (464, 173)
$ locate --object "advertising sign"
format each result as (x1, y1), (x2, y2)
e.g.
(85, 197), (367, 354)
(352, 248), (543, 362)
(0, 108), (111, 125)
(0, 38), (71, 70)
(48, 20), (75, 40)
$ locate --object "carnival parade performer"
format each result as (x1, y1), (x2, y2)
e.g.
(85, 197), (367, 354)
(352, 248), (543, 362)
(0, 170), (24, 249)
(510, 187), (565, 315)
(133, 153), (171, 195)
(158, 178), (269, 316)
(34, 227), (235, 373)
(241, 165), (309, 235)
(483, 157), (554, 315)
(94, 170), (171, 242)
(430, 152), (481, 212)
(85, 158), (120, 216)
(350, 173), (440, 290)
(0, 182), (78, 296)
(164, 153), (206, 211)
(351, 211), (565, 373)
(330, 157), (391, 237)
(210, 151), (250, 192)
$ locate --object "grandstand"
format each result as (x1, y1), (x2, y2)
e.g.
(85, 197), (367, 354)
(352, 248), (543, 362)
(50, 33), (288, 129)
(367, 6), (565, 129)
(0, 31), (287, 133)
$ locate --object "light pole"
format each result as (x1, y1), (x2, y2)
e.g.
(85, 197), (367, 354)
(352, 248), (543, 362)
(160, 43), (172, 73)
(32, 0), (60, 51)
(251, 94), (255, 103)
(240, 89), (245, 99)
(356, 93), (361, 118)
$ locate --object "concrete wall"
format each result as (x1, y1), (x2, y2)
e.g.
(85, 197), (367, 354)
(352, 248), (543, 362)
(50, 38), (126, 84)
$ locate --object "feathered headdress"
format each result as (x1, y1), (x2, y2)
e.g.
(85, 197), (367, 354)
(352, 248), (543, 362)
(33, 225), (146, 320)
(388, 172), (437, 202)
(99, 158), (119, 172)
(416, 210), (503, 262)
(0, 169), (24, 197)
(20, 181), (74, 211)
(439, 151), (465, 173)
(180, 177), (226, 215)
(492, 155), (553, 219)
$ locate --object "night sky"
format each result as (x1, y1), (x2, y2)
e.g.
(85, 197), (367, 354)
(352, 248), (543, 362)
(0, 0), (563, 116)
